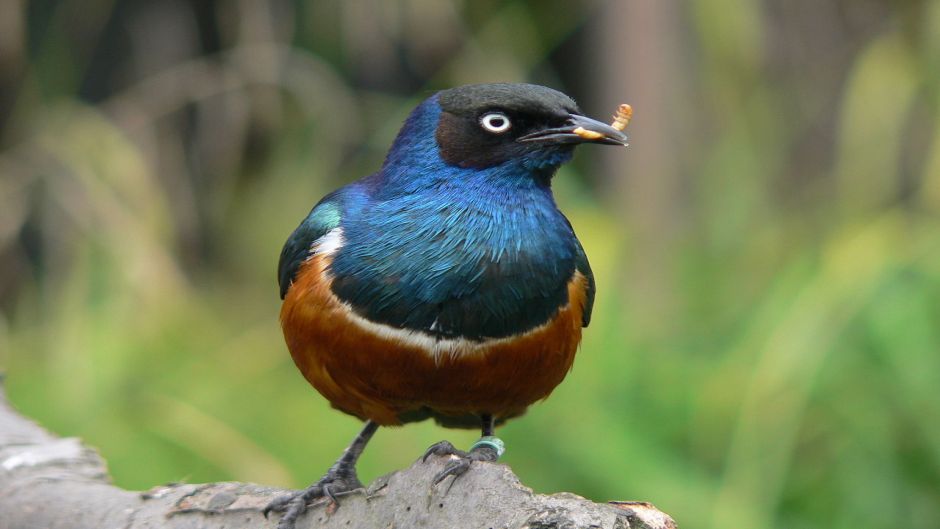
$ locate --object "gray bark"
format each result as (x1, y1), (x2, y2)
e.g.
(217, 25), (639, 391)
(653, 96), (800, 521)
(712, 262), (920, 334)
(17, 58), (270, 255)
(0, 381), (676, 529)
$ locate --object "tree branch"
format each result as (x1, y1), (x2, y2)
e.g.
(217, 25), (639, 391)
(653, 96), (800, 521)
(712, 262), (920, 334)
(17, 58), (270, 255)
(0, 379), (676, 529)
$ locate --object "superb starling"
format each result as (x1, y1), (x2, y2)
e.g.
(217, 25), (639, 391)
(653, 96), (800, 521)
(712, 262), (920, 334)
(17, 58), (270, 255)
(266, 83), (628, 528)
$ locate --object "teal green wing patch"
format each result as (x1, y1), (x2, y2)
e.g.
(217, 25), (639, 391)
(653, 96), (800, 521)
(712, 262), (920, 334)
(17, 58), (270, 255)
(574, 239), (596, 327)
(278, 197), (342, 299)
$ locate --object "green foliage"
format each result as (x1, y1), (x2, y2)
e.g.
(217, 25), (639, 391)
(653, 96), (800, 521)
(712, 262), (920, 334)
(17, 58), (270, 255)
(2, 2), (939, 529)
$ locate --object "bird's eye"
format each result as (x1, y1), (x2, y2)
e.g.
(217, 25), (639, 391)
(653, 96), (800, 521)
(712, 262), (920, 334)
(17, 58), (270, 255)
(480, 112), (511, 134)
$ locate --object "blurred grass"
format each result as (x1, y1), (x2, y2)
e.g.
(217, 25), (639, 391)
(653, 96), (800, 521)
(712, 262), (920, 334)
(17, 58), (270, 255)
(2, 2), (940, 529)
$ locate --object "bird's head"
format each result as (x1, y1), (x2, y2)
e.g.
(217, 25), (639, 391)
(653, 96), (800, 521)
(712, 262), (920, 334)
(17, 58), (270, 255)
(381, 83), (627, 187)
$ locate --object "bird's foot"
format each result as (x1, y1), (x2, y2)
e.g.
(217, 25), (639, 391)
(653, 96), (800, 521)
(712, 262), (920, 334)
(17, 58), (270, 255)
(263, 465), (363, 529)
(422, 436), (505, 486)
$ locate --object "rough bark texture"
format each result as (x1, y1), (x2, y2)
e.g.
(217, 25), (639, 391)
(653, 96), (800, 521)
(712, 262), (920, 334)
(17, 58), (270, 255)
(0, 382), (677, 529)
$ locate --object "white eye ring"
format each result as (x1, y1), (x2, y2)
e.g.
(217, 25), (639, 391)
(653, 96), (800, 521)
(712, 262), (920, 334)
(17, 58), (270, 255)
(480, 112), (511, 134)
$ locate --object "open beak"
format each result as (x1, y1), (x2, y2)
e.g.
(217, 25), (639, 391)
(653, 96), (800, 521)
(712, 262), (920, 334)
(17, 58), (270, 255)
(517, 113), (629, 146)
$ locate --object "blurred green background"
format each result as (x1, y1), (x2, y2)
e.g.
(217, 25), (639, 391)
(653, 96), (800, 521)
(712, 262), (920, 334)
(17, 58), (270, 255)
(2, 1), (939, 528)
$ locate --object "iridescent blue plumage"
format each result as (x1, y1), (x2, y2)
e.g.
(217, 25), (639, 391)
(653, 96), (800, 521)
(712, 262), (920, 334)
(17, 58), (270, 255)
(279, 93), (596, 340)
(270, 83), (627, 528)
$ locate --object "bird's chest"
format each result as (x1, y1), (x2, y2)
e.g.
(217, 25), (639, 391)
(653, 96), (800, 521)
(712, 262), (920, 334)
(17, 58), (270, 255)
(330, 192), (576, 340)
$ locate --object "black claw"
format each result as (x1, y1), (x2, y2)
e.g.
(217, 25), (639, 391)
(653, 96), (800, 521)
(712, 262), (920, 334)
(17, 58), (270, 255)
(262, 493), (295, 519)
(433, 457), (472, 484)
(422, 440), (467, 462)
(323, 484), (339, 505)
(264, 470), (363, 529)
(423, 440), (500, 490)
(266, 421), (378, 529)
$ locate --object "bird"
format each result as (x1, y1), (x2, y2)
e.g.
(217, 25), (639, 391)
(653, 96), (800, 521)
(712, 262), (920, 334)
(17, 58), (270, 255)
(264, 83), (628, 528)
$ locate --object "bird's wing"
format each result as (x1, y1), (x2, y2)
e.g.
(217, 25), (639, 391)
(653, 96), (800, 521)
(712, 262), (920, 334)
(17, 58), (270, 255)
(574, 238), (596, 327)
(278, 196), (342, 299)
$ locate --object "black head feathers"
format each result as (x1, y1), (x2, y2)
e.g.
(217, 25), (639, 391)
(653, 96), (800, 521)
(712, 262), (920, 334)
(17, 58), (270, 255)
(437, 83), (581, 119)
(432, 83), (624, 170)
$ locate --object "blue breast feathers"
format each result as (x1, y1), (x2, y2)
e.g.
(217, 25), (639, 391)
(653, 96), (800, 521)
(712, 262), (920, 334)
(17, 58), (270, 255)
(279, 96), (595, 340)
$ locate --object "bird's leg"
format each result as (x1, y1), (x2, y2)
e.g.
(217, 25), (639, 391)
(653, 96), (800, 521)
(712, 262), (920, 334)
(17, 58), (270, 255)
(264, 420), (379, 529)
(422, 414), (504, 485)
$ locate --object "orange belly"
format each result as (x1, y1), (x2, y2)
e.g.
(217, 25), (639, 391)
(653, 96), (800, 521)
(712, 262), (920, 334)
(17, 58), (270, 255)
(280, 253), (588, 426)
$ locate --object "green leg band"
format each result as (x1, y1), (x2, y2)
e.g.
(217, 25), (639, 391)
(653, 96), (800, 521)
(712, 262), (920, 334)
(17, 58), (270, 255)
(469, 436), (505, 457)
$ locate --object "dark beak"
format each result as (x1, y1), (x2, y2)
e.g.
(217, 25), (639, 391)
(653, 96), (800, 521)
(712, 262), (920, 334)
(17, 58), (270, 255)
(517, 113), (629, 146)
